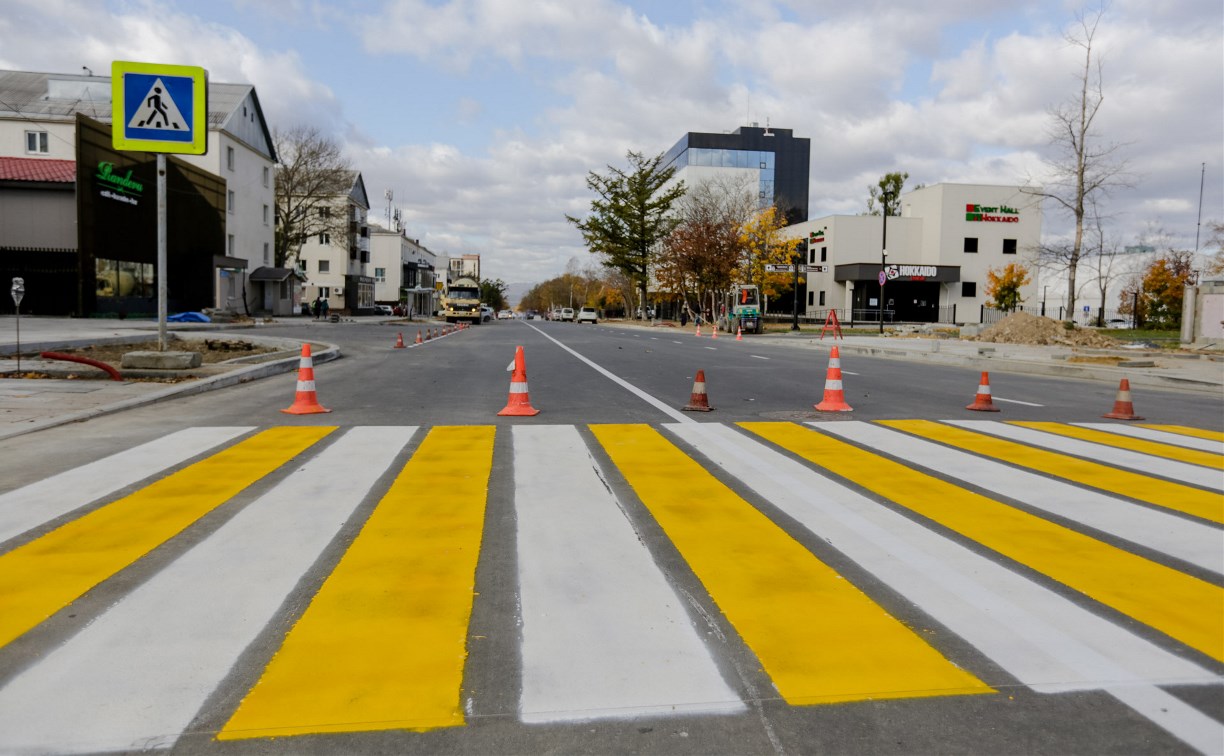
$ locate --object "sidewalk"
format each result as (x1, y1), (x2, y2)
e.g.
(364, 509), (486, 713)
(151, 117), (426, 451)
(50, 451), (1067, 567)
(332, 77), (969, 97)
(1, 316), (1220, 441)
(0, 315), (341, 440)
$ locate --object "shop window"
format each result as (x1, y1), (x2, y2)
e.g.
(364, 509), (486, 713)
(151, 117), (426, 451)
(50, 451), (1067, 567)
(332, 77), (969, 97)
(964, 237), (978, 253)
(962, 281), (976, 297)
(95, 259), (153, 298)
(25, 131), (49, 154)
(1003, 238), (1017, 255)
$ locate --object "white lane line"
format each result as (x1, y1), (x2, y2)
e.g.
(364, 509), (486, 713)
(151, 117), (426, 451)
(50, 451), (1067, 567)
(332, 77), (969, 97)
(704, 346), (717, 351)
(951, 421), (1223, 491)
(0, 427), (417, 755)
(514, 426), (743, 723)
(821, 422), (1222, 575)
(992, 397), (1044, 407)
(751, 355), (770, 360)
(841, 371), (859, 376)
(1074, 423), (1224, 453)
(672, 341), (684, 344)
(666, 422), (1218, 753)
(0, 427), (252, 545)
(526, 324), (694, 424)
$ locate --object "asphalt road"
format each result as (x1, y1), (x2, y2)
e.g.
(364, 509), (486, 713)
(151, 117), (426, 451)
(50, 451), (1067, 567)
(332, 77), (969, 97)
(0, 319), (1220, 755)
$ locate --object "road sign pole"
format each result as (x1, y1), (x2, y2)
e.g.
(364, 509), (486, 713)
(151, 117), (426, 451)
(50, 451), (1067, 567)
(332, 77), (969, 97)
(157, 153), (168, 351)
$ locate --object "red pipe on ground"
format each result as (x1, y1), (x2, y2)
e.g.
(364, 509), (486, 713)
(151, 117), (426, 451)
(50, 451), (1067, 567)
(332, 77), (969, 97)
(38, 351), (123, 381)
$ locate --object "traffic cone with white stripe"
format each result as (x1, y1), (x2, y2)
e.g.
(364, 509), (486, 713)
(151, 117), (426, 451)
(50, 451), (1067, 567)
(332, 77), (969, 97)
(682, 369), (714, 412)
(965, 371), (1000, 412)
(695, 322), (702, 337)
(394, 332), (406, 349)
(415, 329), (423, 344)
(814, 346), (852, 412)
(1103, 378), (1144, 420)
(281, 344), (331, 414)
(498, 345), (540, 416)
(736, 325), (743, 341)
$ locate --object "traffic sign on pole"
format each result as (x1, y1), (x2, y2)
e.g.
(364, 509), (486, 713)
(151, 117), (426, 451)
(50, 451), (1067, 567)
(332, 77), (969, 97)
(111, 61), (208, 155)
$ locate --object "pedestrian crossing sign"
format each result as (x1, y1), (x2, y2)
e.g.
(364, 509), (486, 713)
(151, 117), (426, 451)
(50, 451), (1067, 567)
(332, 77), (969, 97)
(111, 60), (208, 155)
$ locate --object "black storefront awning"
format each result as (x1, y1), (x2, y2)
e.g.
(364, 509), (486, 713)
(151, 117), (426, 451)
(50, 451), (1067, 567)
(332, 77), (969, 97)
(249, 266), (301, 283)
(835, 262), (960, 283)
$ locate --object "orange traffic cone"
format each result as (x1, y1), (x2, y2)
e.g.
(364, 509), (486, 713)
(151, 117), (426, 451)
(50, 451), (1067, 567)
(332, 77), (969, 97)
(394, 332), (406, 349)
(965, 371), (1000, 412)
(695, 323), (702, 337)
(415, 330), (423, 345)
(682, 370), (714, 412)
(711, 323), (718, 339)
(281, 344), (331, 414)
(736, 325), (743, 341)
(814, 346), (852, 412)
(498, 345), (540, 416)
(1103, 378), (1144, 420)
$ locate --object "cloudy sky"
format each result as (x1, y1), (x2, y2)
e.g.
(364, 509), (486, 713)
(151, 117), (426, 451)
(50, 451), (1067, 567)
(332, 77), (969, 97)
(2, 0), (1221, 288)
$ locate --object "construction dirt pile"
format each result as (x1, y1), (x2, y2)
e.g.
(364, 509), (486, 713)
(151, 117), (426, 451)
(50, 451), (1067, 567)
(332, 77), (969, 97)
(968, 311), (1119, 348)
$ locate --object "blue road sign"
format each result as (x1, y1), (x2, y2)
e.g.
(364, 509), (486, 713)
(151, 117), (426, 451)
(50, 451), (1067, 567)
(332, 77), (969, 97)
(112, 61), (207, 155)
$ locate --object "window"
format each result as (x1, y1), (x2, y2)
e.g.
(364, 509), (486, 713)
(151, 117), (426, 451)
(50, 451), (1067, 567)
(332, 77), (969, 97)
(226, 146), (235, 171)
(962, 282), (976, 297)
(964, 237), (978, 253)
(227, 234), (235, 255)
(809, 247), (816, 264)
(262, 204), (269, 225)
(1003, 238), (1017, 255)
(319, 232), (330, 244)
(808, 291), (814, 306)
(227, 190), (235, 214)
(262, 166), (269, 187)
(374, 267), (386, 282)
(262, 242), (270, 264)
(319, 260), (330, 273)
(319, 206), (330, 217)
(25, 131), (49, 154)
(819, 291), (826, 306)
(821, 246), (827, 262)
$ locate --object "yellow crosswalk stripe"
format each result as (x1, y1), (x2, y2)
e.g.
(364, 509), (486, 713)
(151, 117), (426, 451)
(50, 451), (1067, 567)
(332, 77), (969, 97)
(1010, 421), (1224, 469)
(218, 426), (496, 739)
(0, 427), (333, 650)
(884, 420), (1223, 524)
(1138, 424), (1224, 443)
(590, 424), (990, 705)
(744, 422), (1224, 662)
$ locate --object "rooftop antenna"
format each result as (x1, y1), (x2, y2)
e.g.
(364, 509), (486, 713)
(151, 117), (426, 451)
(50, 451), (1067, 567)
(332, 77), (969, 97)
(1194, 162), (1205, 253)
(764, 117), (774, 137)
(82, 66), (93, 76)
(385, 189), (393, 229)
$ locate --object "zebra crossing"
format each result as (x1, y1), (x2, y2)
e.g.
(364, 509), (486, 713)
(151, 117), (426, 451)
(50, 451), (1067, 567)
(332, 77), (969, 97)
(0, 420), (1220, 753)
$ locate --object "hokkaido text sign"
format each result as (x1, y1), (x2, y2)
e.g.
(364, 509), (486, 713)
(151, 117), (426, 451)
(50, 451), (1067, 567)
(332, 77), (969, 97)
(966, 203), (1019, 223)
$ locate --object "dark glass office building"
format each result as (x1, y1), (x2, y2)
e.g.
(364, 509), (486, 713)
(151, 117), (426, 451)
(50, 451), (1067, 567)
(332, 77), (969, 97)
(662, 125), (810, 225)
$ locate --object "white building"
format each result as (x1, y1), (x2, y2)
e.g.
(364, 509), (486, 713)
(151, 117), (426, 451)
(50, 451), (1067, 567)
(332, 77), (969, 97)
(369, 227), (439, 317)
(0, 69), (278, 315)
(786, 183), (1043, 325)
(295, 172), (373, 314)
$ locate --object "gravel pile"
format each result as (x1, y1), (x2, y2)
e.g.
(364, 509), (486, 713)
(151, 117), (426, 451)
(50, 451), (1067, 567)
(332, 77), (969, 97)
(969, 312), (1118, 347)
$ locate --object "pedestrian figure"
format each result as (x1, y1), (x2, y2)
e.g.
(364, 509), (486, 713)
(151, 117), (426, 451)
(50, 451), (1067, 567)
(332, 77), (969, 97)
(312, 297), (321, 319)
(679, 308), (688, 327)
(140, 86), (173, 129)
(320, 298), (330, 320)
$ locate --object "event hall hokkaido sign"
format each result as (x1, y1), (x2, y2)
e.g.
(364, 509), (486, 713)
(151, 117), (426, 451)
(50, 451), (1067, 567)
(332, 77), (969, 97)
(965, 204), (1019, 222)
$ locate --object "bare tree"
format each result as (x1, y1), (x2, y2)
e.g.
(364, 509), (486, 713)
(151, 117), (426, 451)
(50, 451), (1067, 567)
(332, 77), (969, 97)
(273, 125), (355, 268)
(1025, 8), (1131, 316)
(1082, 200), (1131, 325)
(656, 175), (754, 312)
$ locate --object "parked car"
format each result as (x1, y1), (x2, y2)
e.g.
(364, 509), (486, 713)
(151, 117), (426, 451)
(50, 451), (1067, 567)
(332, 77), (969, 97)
(374, 304), (394, 316)
(559, 307), (576, 322)
(577, 306), (599, 324)
(480, 305), (494, 322)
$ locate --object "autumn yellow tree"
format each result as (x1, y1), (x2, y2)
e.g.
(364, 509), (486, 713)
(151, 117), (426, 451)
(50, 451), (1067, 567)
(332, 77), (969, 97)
(1135, 250), (1195, 329)
(738, 206), (802, 298)
(984, 263), (1031, 312)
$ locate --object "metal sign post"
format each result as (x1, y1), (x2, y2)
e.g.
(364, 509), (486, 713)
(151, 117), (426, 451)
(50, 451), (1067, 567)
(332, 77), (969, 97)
(11, 277), (24, 372)
(112, 60), (207, 351)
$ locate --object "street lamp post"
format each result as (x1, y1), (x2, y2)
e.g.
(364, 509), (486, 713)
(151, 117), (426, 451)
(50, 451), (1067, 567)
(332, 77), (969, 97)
(879, 191), (893, 334)
(791, 242), (802, 331)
